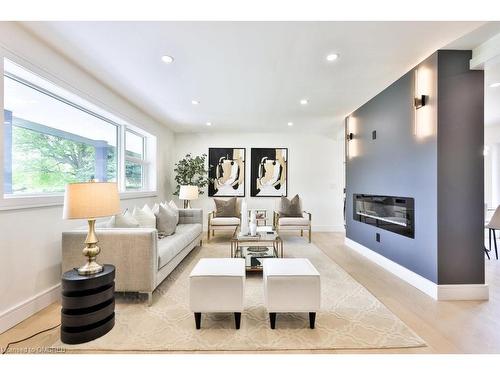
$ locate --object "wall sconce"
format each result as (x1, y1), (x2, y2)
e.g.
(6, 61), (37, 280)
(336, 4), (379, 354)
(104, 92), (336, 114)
(414, 94), (428, 109)
(413, 66), (434, 138)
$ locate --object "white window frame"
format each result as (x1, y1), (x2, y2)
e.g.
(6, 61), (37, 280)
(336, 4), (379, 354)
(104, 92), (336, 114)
(124, 128), (149, 191)
(0, 56), (158, 211)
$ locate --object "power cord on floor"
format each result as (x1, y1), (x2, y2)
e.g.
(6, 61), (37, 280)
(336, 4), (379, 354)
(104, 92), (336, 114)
(1, 323), (61, 354)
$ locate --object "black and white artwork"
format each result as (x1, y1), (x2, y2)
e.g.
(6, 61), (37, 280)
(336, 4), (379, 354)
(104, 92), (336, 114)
(250, 148), (288, 197)
(208, 148), (245, 197)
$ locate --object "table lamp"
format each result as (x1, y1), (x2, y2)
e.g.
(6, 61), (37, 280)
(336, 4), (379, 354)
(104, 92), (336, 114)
(63, 181), (120, 275)
(179, 185), (199, 208)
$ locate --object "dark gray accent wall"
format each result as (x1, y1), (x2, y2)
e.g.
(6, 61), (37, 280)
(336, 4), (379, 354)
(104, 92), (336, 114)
(346, 53), (439, 283)
(346, 50), (484, 285)
(437, 50), (484, 284)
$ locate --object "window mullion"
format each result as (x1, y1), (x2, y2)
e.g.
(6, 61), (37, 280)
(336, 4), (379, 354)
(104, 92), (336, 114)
(118, 125), (126, 192)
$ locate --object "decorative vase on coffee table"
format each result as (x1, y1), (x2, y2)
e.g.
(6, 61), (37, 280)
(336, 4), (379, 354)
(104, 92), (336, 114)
(249, 209), (257, 236)
(240, 199), (249, 236)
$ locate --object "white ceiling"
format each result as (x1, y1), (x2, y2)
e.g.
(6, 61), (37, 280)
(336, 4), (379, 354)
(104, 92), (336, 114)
(20, 21), (500, 133)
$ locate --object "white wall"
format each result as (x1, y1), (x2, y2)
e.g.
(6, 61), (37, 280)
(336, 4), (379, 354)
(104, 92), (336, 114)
(173, 131), (345, 232)
(0, 22), (175, 333)
(485, 125), (500, 209)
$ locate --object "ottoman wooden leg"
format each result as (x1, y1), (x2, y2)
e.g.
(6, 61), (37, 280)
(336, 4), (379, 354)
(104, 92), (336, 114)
(234, 312), (241, 329)
(194, 312), (201, 329)
(269, 313), (277, 329)
(309, 312), (316, 329)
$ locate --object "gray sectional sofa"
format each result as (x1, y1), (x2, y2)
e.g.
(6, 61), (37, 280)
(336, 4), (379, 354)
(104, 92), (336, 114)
(62, 208), (203, 305)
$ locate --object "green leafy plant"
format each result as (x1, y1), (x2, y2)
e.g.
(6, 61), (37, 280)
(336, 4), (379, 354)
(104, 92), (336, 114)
(173, 153), (211, 196)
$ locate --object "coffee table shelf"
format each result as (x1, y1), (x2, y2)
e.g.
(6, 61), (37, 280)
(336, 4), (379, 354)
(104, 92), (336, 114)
(230, 227), (284, 272)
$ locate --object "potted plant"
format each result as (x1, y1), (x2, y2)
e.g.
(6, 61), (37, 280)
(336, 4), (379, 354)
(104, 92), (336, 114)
(173, 153), (211, 197)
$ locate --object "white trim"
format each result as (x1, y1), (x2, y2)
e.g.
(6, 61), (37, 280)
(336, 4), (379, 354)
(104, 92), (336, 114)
(312, 225), (345, 232)
(344, 237), (489, 301)
(345, 237), (438, 299)
(0, 191), (158, 211)
(0, 283), (61, 334)
(437, 284), (489, 301)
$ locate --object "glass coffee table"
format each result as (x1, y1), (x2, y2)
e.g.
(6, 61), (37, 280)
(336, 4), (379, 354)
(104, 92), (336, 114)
(230, 226), (284, 272)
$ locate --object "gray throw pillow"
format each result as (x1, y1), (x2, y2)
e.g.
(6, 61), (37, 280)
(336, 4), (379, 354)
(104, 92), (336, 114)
(155, 204), (177, 236)
(214, 197), (237, 217)
(279, 195), (303, 217)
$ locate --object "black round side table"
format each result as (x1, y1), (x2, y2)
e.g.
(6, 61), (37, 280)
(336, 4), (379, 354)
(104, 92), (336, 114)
(60, 264), (115, 344)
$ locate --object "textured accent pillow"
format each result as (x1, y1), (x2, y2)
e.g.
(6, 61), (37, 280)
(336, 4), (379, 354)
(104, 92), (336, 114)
(132, 204), (156, 228)
(109, 210), (141, 228)
(168, 200), (180, 225)
(279, 195), (303, 217)
(214, 197), (237, 217)
(155, 204), (177, 235)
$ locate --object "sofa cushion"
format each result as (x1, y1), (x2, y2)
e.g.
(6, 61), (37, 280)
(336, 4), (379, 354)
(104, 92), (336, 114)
(132, 205), (156, 228)
(158, 223), (202, 269)
(109, 210), (140, 228)
(279, 194), (303, 217)
(155, 204), (177, 235)
(154, 201), (179, 225)
(279, 217), (309, 226)
(211, 217), (240, 226)
(214, 197), (237, 217)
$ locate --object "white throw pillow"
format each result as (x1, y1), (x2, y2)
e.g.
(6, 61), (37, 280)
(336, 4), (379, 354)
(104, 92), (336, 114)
(168, 200), (179, 210)
(152, 203), (160, 215)
(155, 204), (177, 235)
(132, 204), (156, 228)
(109, 210), (140, 228)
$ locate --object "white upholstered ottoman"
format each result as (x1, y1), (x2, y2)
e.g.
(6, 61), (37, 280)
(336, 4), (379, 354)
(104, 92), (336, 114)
(262, 258), (321, 329)
(189, 258), (245, 329)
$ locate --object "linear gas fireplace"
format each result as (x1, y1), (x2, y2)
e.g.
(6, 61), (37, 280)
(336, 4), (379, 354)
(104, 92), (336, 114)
(353, 194), (415, 238)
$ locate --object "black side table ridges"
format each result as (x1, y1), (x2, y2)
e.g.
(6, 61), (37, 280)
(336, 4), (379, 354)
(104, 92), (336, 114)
(61, 264), (115, 344)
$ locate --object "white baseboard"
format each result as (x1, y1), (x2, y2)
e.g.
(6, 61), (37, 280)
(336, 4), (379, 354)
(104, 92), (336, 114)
(345, 238), (488, 301)
(0, 283), (61, 334)
(437, 284), (489, 300)
(312, 225), (345, 232)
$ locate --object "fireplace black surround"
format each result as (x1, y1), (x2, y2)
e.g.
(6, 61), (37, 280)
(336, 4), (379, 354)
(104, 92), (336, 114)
(353, 194), (415, 238)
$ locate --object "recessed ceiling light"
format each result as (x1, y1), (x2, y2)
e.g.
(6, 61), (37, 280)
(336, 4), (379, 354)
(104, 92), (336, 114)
(490, 82), (500, 88)
(161, 55), (174, 64)
(287, 122), (293, 127)
(300, 99), (308, 105)
(191, 100), (200, 105)
(206, 122), (212, 126)
(326, 53), (339, 62)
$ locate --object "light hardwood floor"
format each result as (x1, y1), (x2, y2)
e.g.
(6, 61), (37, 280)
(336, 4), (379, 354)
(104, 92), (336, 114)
(1, 232), (499, 354)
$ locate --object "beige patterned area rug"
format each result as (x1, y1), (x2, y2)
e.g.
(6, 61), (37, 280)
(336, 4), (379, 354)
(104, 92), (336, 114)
(55, 237), (425, 352)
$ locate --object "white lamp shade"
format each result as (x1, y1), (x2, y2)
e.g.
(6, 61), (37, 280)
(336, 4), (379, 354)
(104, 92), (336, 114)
(63, 182), (120, 219)
(179, 185), (199, 200)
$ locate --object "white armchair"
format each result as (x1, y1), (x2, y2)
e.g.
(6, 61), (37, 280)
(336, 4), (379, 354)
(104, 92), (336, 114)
(207, 198), (242, 241)
(273, 197), (312, 243)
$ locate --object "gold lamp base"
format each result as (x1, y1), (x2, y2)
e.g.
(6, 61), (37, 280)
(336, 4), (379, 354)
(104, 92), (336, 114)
(78, 219), (104, 276)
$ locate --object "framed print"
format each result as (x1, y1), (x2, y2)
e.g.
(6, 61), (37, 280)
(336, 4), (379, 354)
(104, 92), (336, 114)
(208, 148), (246, 197)
(250, 148), (287, 197)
